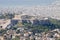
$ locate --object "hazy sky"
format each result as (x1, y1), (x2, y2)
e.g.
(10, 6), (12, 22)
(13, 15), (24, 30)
(0, 0), (57, 7)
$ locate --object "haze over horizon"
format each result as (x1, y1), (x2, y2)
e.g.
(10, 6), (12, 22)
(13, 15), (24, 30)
(0, 0), (59, 7)
(0, 0), (60, 20)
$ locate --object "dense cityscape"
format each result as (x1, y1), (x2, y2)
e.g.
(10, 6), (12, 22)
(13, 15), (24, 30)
(0, 12), (60, 40)
(0, 0), (60, 40)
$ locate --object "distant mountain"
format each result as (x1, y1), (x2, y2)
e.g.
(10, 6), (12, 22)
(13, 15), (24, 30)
(51, 0), (60, 6)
